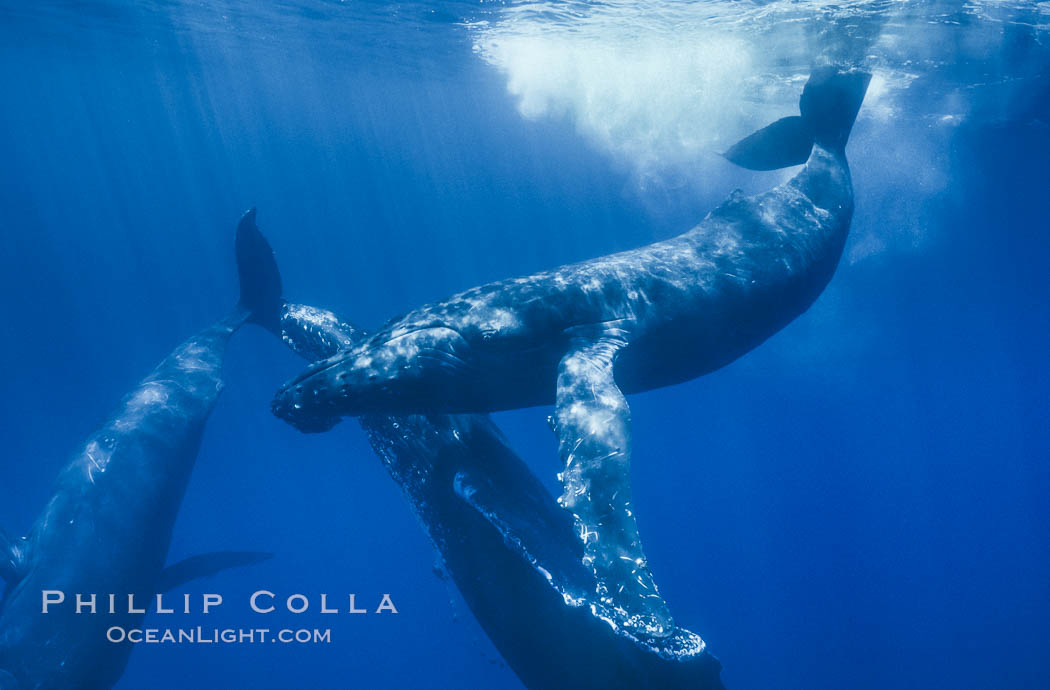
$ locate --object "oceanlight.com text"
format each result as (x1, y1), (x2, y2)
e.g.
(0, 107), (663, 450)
(106, 627), (332, 645)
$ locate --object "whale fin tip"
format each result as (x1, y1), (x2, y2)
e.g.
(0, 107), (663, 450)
(159, 550), (274, 592)
(723, 115), (814, 171)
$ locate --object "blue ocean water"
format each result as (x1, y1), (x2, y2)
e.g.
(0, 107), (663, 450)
(0, 1), (1047, 688)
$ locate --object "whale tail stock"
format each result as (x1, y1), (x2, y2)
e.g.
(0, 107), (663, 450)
(724, 66), (872, 171)
(235, 208), (284, 332)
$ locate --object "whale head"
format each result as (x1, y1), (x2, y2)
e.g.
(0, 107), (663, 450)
(272, 326), (476, 432)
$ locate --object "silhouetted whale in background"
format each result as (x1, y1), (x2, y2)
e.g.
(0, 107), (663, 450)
(273, 68), (871, 637)
(235, 213), (724, 689)
(0, 213), (278, 690)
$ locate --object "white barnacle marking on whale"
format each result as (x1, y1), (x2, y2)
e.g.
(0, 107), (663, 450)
(83, 439), (112, 481)
(464, 305), (522, 336)
(760, 205), (782, 228)
(713, 231), (740, 256)
(140, 379), (172, 396)
(489, 307), (522, 331)
(111, 383), (170, 431)
(582, 276), (604, 292)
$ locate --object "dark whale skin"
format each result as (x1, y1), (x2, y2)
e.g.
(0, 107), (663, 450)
(0, 314), (244, 690)
(0, 211), (279, 690)
(278, 302), (726, 690)
(273, 144), (854, 420)
(273, 68), (871, 641)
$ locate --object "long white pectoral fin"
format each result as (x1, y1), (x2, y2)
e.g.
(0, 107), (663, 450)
(158, 551), (274, 593)
(554, 332), (674, 638)
(0, 525), (26, 585)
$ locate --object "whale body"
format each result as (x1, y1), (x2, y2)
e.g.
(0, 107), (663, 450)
(0, 213), (278, 689)
(232, 212), (725, 688)
(274, 69), (872, 636)
(279, 302), (725, 689)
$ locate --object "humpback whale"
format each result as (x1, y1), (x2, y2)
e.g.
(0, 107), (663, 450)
(0, 212), (278, 690)
(273, 68), (872, 637)
(235, 214), (724, 688)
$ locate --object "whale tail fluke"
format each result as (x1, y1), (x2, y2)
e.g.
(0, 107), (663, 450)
(724, 67), (871, 171)
(800, 67), (872, 150)
(236, 208), (283, 333)
(723, 115), (814, 171)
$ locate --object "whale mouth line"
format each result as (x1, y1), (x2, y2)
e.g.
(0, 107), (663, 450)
(286, 355), (344, 389)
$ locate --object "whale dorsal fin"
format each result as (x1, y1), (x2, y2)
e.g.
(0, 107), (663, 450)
(158, 551), (274, 593)
(0, 525), (26, 585)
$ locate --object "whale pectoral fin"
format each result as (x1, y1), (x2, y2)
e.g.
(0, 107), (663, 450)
(449, 415), (588, 573)
(0, 525), (26, 584)
(158, 551), (274, 592)
(554, 332), (674, 638)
